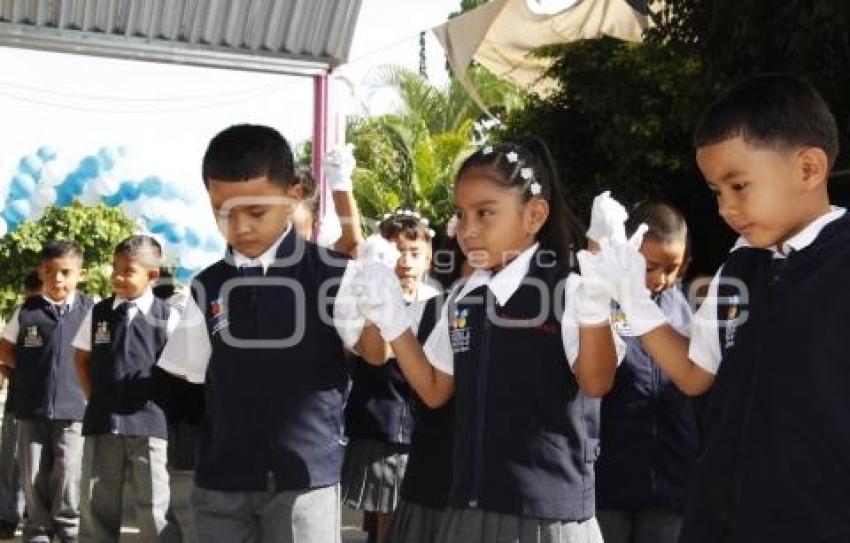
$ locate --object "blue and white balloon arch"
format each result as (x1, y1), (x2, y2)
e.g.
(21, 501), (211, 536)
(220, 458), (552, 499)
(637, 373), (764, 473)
(1, 146), (225, 282)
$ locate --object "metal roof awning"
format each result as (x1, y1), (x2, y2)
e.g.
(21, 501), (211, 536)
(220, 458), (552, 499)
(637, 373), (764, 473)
(0, 0), (362, 76)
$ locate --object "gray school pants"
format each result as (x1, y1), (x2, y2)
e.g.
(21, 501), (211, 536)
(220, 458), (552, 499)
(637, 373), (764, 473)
(17, 419), (84, 543)
(597, 508), (684, 543)
(192, 479), (341, 543)
(79, 434), (172, 543)
(0, 409), (24, 526)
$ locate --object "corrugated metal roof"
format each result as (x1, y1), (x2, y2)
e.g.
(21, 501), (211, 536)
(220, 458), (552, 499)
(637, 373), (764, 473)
(0, 0), (362, 75)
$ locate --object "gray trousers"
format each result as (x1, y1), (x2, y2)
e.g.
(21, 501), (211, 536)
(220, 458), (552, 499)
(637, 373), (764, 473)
(164, 470), (196, 543)
(192, 481), (341, 543)
(0, 409), (23, 525)
(79, 435), (171, 543)
(596, 508), (683, 543)
(17, 419), (84, 543)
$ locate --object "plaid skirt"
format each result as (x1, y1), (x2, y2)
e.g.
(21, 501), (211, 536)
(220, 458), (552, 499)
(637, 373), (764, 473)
(340, 438), (409, 513)
(437, 508), (603, 543)
(386, 499), (446, 543)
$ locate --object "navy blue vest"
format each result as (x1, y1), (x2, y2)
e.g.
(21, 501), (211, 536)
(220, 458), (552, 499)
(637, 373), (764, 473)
(448, 251), (600, 521)
(680, 213), (850, 543)
(13, 294), (92, 420)
(345, 355), (415, 445)
(400, 294), (456, 509)
(193, 231), (350, 492)
(83, 296), (170, 439)
(596, 290), (701, 512)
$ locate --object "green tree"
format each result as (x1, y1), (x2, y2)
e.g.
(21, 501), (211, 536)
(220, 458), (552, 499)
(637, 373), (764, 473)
(350, 66), (524, 232)
(0, 203), (136, 319)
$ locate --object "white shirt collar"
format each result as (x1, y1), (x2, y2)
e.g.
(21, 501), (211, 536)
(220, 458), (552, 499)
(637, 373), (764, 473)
(231, 224), (292, 273)
(457, 243), (540, 306)
(112, 287), (154, 316)
(731, 206), (846, 256)
(42, 291), (76, 309)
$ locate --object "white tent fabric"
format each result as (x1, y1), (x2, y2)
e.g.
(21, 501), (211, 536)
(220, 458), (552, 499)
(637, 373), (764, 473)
(433, 0), (653, 109)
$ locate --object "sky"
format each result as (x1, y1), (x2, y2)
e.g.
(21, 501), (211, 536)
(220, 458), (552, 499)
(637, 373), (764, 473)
(0, 0), (461, 193)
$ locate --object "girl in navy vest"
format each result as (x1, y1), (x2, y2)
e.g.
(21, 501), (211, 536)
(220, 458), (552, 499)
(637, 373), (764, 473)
(387, 233), (470, 543)
(353, 138), (625, 543)
(594, 202), (700, 543)
(342, 209), (439, 543)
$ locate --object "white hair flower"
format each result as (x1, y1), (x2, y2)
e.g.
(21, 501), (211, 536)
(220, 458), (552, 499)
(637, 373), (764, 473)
(529, 181), (542, 196)
(506, 151), (519, 163)
(482, 145), (494, 155)
(520, 167), (534, 180)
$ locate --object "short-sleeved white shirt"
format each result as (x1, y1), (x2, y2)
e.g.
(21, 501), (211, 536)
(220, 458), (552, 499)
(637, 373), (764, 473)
(156, 229), (365, 384)
(688, 207), (846, 375)
(421, 243), (625, 376)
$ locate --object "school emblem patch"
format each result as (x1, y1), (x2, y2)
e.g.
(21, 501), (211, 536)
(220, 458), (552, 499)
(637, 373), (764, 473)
(94, 321), (111, 344)
(209, 296), (228, 335)
(611, 301), (633, 337)
(23, 325), (43, 348)
(723, 295), (740, 349)
(450, 308), (471, 353)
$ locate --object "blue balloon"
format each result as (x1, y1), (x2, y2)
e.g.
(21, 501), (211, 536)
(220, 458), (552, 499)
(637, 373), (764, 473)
(118, 181), (140, 201)
(63, 173), (86, 195)
(19, 156), (43, 178)
(98, 147), (120, 171)
(10, 174), (37, 198)
(2, 208), (22, 226)
(139, 176), (163, 197)
(174, 267), (195, 282)
(183, 228), (201, 248)
(148, 220), (171, 235)
(9, 199), (31, 220)
(55, 186), (74, 207)
(78, 156), (101, 179)
(36, 147), (57, 162)
(103, 193), (122, 208)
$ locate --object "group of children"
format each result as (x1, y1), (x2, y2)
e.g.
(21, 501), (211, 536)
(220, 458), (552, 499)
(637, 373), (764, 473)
(0, 72), (846, 543)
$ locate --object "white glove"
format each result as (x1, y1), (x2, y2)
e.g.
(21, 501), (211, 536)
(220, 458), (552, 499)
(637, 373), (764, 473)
(323, 144), (356, 192)
(353, 261), (411, 341)
(357, 234), (400, 268)
(586, 190), (628, 245)
(597, 225), (667, 336)
(575, 250), (616, 325)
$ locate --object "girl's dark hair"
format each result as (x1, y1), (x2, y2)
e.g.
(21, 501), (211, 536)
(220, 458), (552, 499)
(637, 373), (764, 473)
(625, 201), (688, 245)
(379, 208), (434, 242)
(431, 235), (467, 289)
(294, 169), (320, 217)
(456, 136), (584, 260)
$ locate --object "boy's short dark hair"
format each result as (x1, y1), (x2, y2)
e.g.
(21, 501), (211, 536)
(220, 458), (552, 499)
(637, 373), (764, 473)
(626, 202), (688, 246)
(115, 235), (162, 270)
(202, 124), (296, 187)
(40, 240), (84, 265)
(694, 73), (839, 169)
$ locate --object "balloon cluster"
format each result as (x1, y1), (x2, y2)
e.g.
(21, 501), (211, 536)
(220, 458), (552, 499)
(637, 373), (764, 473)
(0, 147), (224, 281)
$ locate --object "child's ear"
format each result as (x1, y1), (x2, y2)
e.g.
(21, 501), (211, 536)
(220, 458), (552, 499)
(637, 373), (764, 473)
(286, 183), (305, 200)
(797, 146), (829, 191)
(148, 267), (161, 281)
(525, 198), (550, 236)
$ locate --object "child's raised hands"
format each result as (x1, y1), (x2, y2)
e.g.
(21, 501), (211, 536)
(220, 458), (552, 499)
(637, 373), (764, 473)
(323, 143), (356, 192)
(586, 190), (629, 245)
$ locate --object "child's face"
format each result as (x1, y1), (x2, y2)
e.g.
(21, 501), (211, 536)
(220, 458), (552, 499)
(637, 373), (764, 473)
(453, 172), (545, 270)
(207, 176), (295, 259)
(697, 136), (814, 249)
(393, 235), (432, 296)
(38, 256), (85, 303)
(640, 239), (686, 294)
(111, 253), (158, 300)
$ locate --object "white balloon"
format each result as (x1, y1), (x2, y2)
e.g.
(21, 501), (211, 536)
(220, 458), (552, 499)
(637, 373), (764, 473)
(76, 184), (102, 206)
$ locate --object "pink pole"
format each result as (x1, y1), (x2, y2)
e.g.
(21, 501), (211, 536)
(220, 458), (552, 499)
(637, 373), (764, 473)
(312, 72), (329, 242)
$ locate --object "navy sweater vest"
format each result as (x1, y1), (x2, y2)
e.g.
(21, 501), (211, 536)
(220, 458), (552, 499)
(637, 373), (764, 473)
(596, 289), (701, 511)
(680, 213), (850, 543)
(14, 294), (93, 420)
(193, 232), (350, 492)
(448, 252), (600, 521)
(345, 355), (415, 445)
(83, 296), (170, 439)
(400, 294), (456, 509)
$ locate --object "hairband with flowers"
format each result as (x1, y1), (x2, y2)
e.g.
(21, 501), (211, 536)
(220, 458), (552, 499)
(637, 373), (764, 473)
(480, 145), (542, 197)
(380, 207), (436, 238)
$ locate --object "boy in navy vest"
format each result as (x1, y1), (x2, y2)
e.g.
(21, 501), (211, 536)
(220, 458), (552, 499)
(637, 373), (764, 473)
(593, 74), (849, 542)
(73, 236), (179, 542)
(0, 241), (92, 543)
(0, 271), (41, 539)
(155, 124), (379, 543)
